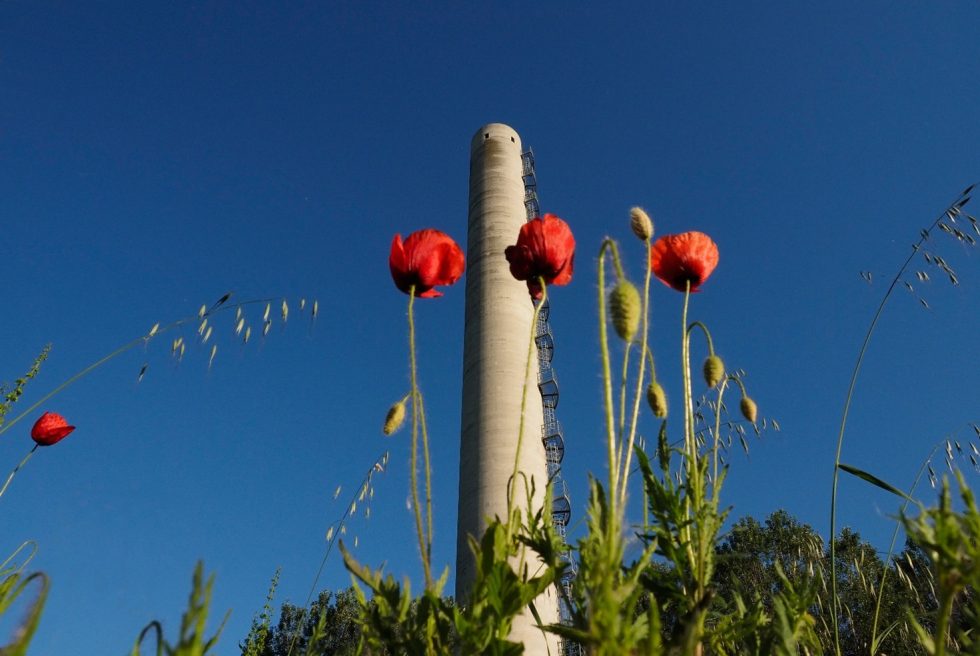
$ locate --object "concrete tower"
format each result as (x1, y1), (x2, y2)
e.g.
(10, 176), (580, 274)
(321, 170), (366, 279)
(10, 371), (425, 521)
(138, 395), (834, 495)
(455, 124), (560, 652)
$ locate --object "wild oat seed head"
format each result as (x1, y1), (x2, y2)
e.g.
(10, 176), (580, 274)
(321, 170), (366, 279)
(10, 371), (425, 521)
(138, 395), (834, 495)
(610, 281), (641, 341)
(703, 355), (725, 388)
(740, 396), (758, 424)
(647, 382), (668, 418)
(629, 206), (654, 241)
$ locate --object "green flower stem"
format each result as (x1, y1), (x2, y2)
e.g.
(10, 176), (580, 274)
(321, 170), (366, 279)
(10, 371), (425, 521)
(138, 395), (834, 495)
(0, 444), (39, 501)
(507, 277), (546, 522)
(679, 281), (699, 577)
(418, 392), (433, 564)
(406, 286), (432, 589)
(615, 343), (632, 476)
(711, 377), (731, 496)
(686, 321), (715, 355)
(619, 237), (654, 509)
(597, 240), (619, 517)
(828, 185), (974, 656)
(681, 281), (697, 490)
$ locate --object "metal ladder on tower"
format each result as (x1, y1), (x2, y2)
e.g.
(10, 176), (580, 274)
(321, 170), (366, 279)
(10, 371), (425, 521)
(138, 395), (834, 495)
(522, 148), (582, 656)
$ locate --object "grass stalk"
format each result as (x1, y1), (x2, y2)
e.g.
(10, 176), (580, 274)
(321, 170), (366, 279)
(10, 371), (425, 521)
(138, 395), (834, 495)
(829, 184), (975, 655)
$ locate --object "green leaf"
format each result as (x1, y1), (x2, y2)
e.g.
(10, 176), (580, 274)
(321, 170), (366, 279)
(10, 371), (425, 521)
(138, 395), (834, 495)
(838, 463), (911, 500)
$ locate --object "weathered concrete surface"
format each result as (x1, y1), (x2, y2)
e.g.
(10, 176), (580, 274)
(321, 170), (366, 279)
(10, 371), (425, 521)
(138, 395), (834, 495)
(455, 123), (560, 654)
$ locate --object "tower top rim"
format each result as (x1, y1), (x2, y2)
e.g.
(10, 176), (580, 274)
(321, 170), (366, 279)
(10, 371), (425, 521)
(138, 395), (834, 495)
(471, 123), (522, 151)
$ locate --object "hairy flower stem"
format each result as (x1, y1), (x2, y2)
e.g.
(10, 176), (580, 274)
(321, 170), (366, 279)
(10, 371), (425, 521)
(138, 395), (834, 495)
(507, 278), (547, 521)
(619, 238), (653, 509)
(407, 287), (432, 589)
(0, 444), (39, 501)
(828, 185), (974, 655)
(418, 394), (434, 562)
(711, 378), (731, 497)
(597, 240), (620, 518)
(681, 282), (697, 495)
(618, 345), (632, 452)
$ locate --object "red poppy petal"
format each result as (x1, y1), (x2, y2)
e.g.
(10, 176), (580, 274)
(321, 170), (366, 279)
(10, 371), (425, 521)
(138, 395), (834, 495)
(550, 253), (574, 286)
(505, 244), (534, 280)
(651, 231), (719, 292)
(390, 229), (464, 298)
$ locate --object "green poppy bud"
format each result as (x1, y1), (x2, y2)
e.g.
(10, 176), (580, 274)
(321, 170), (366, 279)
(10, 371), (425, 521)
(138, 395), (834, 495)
(647, 382), (668, 418)
(610, 281), (641, 342)
(630, 207), (654, 241)
(740, 396), (758, 424)
(703, 354), (724, 388)
(383, 399), (407, 436)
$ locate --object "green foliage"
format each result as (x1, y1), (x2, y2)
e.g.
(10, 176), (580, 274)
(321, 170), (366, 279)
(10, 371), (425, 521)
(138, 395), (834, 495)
(0, 542), (48, 655)
(241, 586), (365, 656)
(903, 474), (980, 655)
(130, 562), (228, 656)
(242, 568), (281, 656)
(0, 345), (50, 429)
(342, 542), (455, 656)
(555, 477), (657, 655)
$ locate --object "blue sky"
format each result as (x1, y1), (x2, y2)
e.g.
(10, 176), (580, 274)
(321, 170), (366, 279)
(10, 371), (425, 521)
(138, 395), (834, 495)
(1, 2), (978, 653)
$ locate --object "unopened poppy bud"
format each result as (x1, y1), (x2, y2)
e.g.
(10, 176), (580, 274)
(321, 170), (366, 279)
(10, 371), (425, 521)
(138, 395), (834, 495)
(610, 281), (641, 342)
(740, 396), (758, 424)
(703, 355), (724, 388)
(383, 399), (407, 436)
(646, 382), (668, 418)
(630, 207), (654, 241)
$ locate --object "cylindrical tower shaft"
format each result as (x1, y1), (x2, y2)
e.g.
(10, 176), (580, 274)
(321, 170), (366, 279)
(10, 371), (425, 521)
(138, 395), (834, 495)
(455, 123), (559, 652)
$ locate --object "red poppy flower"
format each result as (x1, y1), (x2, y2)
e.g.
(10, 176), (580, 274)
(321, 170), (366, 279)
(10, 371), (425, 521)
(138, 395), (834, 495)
(389, 229), (465, 298)
(504, 214), (575, 299)
(31, 412), (76, 447)
(650, 231), (719, 293)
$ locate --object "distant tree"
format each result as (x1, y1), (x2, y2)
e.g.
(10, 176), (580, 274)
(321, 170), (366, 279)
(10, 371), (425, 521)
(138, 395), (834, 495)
(241, 588), (362, 656)
(712, 510), (939, 655)
(241, 587), (458, 656)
